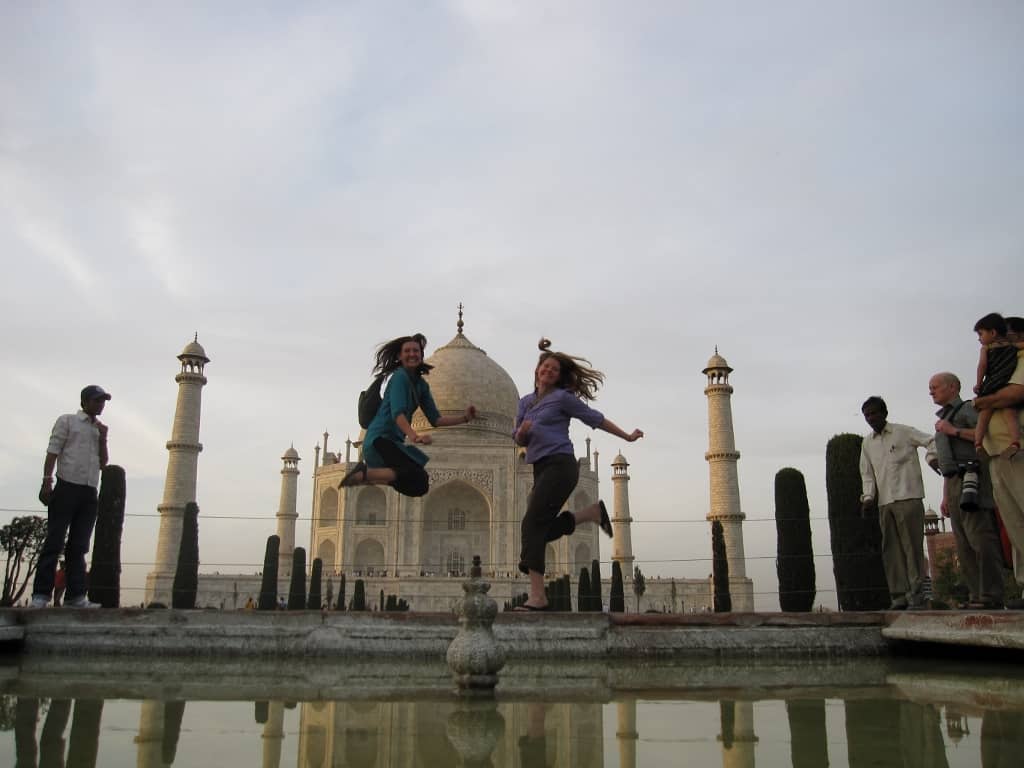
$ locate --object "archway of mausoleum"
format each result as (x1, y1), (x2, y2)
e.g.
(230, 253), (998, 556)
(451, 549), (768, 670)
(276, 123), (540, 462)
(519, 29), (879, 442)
(354, 485), (387, 526)
(353, 538), (385, 576)
(421, 481), (490, 576)
(317, 539), (337, 574)
(319, 487), (338, 528)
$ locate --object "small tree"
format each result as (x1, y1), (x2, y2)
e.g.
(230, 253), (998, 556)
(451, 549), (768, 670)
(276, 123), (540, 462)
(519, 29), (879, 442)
(308, 558), (323, 609)
(90, 464), (126, 607)
(826, 433), (888, 610)
(350, 579), (366, 611)
(287, 548), (307, 609)
(257, 536), (280, 610)
(774, 467), (816, 611)
(578, 567), (592, 612)
(931, 548), (968, 607)
(609, 561), (625, 613)
(1, 516), (47, 606)
(171, 502), (199, 609)
(712, 520), (732, 612)
(379, 588), (385, 611)
(590, 558), (603, 612)
(633, 566), (646, 612)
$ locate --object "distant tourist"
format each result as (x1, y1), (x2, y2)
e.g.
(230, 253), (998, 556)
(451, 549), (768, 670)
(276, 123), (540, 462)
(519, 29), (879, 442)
(974, 315), (1024, 609)
(972, 312), (1023, 459)
(30, 385), (111, 609)
(513, 338), (643, 611)
(340, 333), (477, 496)
(858, 396), (936, 610)
(931, 372), (1005, 608)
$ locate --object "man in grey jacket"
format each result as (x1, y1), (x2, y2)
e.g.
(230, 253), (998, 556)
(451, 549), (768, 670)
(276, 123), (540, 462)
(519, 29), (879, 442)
(931, 372), (1005, 608)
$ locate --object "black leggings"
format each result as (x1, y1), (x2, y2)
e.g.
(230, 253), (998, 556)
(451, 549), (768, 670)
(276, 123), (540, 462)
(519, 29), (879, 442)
(373, 438), (430, 497)
(520, 454), (579, 574)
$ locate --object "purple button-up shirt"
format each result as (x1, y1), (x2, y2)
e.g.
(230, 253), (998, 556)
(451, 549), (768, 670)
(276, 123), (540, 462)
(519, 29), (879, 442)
(514, 389), (604, 464)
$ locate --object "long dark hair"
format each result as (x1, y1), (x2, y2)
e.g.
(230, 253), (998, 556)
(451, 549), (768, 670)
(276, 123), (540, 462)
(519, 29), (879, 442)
(534, 338), (604, 401)
(373, 334), (434, 377)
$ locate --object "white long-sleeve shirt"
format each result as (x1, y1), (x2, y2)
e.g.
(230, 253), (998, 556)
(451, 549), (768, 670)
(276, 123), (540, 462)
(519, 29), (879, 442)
(48, 411), (103, 488)
(859, 422), (935, 507)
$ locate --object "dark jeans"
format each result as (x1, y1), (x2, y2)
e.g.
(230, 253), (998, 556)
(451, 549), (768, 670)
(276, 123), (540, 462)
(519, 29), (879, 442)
(373, 438), (429, 497)
(520, 454), (579, 574)
(32, 479), (98, 601)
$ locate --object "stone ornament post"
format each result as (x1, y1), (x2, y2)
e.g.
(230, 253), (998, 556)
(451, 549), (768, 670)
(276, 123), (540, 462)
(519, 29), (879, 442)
(446, 555), (505, 695)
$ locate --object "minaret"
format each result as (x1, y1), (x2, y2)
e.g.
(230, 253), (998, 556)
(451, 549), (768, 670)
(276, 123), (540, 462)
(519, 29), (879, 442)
(610, 452), (635, 581)
(276, 446), (301, 578)
(147, 336), (209, 604)
(703, 348), (752, 611)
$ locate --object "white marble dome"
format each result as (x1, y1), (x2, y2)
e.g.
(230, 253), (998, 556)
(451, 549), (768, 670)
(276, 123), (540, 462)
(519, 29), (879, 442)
(423, 332), (520, 434)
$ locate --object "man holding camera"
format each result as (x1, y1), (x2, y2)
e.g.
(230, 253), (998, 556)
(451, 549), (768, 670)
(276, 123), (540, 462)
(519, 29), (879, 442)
(859, 396), (937, 610)
(931, 372), (1005, 609)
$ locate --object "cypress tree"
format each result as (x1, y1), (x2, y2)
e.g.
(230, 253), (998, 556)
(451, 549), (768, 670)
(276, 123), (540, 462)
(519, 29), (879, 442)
(337, 573), (346, 610)
(171, 502), (199, 609)
(578, 567), (592, 612)
(380, 588), (385, 611)
(590, 558), (603, 612)
(308, 558), (323, 609)
(351, 579), (366, 611)
(609, 561), (625, 613)
(826, 433), (888, 610)
(325, 578), (333, 611)
(287, 548), (306, 609)
(254, 701), (268, 724)
(561, 575), (572, 612)
(775, 467), (816, 611)
(257, 536), (280, 610)
(712, 520), (732, 612)
(89, 465), (125, 608)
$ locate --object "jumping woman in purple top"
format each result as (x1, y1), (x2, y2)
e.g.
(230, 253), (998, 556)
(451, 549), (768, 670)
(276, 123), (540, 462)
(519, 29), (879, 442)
(513, 338), (644, 611)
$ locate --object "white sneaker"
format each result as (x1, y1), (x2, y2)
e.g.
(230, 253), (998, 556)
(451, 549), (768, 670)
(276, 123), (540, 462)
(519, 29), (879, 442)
(65, 595), (101, 609)
(29, 595), (50, 609)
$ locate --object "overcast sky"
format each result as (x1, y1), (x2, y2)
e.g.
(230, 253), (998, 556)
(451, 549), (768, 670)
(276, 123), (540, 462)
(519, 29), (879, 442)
(2, 2), (1021, 610)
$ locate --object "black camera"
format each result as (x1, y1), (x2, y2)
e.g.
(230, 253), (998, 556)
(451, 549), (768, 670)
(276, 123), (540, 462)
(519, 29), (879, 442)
(960, 461), (981, 511)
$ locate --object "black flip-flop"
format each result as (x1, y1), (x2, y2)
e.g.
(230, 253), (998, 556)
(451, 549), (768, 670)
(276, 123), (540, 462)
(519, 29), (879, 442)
(339, 461), (367, 488)
(598, 500), (613, 538)
(513, 603), (549, 612)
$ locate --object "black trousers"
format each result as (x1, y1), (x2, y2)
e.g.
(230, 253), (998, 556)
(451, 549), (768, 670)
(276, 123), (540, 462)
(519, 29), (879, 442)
(33, 479), (97, 600)
(520, 454), (579, 575)
(373, 438), (430, 497)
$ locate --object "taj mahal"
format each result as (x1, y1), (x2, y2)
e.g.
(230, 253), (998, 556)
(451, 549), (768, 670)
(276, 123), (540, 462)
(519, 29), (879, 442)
(144, 315), (754, 612)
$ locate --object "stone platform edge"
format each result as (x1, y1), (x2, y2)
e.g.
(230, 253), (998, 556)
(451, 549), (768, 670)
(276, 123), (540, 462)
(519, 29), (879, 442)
(7, 608), (1018, 659)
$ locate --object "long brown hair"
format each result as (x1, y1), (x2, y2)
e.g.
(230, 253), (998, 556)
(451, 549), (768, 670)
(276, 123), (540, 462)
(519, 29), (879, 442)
(373, 334), (434, 376)
(534, 338), (604, 401)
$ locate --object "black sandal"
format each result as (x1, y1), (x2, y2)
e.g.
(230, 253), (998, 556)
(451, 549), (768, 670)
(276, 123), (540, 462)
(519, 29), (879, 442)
(339, 461), (367, 488)
(598, 500), (613, 538)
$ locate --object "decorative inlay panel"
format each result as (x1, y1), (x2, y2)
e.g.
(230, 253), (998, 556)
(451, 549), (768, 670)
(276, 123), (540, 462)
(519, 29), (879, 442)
(427, 468), (494, 497)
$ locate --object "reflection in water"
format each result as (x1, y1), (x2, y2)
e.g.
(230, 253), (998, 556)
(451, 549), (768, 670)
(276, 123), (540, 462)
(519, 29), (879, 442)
(13, 698), (103, 768)
(4, 659), (1024, 766)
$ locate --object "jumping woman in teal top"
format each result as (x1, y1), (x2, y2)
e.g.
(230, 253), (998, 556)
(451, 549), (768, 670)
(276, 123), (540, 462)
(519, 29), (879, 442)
(340, 333), (477, 497)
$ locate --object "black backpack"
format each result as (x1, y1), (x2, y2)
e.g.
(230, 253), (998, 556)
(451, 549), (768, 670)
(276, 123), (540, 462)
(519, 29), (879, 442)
(357, 375), (386, 429)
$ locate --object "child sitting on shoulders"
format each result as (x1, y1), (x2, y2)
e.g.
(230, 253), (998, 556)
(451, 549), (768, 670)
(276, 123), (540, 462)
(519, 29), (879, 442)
(973, 312), (1023, 459)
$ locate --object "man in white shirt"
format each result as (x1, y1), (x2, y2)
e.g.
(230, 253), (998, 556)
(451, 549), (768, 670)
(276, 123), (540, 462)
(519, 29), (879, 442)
(30, 385), (111, 609)
(859, 396), (936, 610)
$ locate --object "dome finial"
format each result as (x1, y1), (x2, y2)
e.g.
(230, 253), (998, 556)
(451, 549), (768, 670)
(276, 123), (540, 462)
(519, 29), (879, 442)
(457, 302), (464, 335)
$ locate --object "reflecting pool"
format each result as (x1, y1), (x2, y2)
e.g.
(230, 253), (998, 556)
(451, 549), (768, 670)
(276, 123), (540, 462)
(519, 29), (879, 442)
(2, 655), (1022, 766)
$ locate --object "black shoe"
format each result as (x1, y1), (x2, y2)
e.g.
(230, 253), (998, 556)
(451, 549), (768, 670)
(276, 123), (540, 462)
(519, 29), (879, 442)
(339, 461), (367, 488)
(598, 500), (613, 538)
(1006, 598), (1024, 610)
